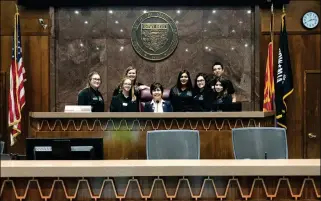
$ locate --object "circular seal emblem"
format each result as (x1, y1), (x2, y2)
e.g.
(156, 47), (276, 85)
(131, 11), (179, 61)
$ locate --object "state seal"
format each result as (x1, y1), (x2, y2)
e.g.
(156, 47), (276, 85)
(131, 11), (179, 61)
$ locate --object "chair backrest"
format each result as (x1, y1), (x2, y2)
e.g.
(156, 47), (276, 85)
(140, 88), (170, 102)
(232, 127), (288, 159)
(0, 141), (4, 154)
(146, 130), (200, 159)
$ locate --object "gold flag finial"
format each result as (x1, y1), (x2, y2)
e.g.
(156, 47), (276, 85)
(282, 5), (286, 14)
(15, 4), (19, 13)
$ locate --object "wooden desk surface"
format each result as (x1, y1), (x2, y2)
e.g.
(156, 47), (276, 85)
(1, 159), (319, 177)
(29, 112), (275, 118)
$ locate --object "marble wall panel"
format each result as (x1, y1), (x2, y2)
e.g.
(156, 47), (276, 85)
(52, 7), (256, 111)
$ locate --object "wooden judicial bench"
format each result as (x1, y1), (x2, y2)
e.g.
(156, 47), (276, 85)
(28, 112), (275, 159)
(0, 160), (320, 201)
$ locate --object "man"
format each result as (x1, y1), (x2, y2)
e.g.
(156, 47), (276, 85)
(211, 62), (236, 102)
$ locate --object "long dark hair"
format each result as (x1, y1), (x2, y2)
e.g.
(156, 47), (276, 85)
(193, 73), (209, 94)
(175, 70), (193, 90)
(210, 76), (229, 97)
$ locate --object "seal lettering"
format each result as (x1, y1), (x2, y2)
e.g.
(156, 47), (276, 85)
(131, 11), (179, 61)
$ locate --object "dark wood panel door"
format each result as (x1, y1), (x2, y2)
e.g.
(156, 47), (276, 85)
(304, 70), (320, 158)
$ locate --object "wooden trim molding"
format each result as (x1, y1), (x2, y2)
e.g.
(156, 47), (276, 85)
(29, 112), (275, 119)
(1, 159), (320, 177)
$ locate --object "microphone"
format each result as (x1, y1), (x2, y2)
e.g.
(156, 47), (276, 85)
(155, 100), (159, 112)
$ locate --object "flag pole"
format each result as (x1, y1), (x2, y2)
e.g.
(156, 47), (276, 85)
(270, 3), (274, 43)
(270, 3), (277, 127)
(11, 4), (19, 145)
(13, 6), (18, 67)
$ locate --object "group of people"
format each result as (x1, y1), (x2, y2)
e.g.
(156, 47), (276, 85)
(77, 62), (236, 112)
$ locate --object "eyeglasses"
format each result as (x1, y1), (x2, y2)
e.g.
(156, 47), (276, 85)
(197, 79), (205, 82)
(92, 78), (101, 81)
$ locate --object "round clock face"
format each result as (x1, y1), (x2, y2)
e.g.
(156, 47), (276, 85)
(302, 11), (319, 29)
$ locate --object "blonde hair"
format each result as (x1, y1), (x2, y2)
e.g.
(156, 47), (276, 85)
(124, 66), (137, 85)
(86, 71), (100, 88)
(120, 77), (136, 101)
(123, 66), (138, 98)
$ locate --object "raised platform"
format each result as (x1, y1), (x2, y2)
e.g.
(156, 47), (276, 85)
(28, 112), (275, 159)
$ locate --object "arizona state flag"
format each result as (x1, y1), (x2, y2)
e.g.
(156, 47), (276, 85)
(263, 42), (274, 111)
(275, 12), (294, 129)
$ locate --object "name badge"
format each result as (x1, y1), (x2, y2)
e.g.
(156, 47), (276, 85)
(122, 102), (128, 106)
(93, 97), (98, 100)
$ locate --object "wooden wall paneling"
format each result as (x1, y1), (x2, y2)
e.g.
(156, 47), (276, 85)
(0, 72), (7, 141)
(0, 1), (1, 71)
(0, 1), (49, 36)
(261, 34), (320, 158)
(260, 0), (320, 158)
(0, 0), (50, 153)
(1, 35), (50, 153)
(260, 0), (321, 33)
(0, 36), (12, 72)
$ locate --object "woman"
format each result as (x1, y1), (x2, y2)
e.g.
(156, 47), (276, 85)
(112, 66), (149, 97)
(78, 71), (104, 112)
(144, 82), (173, 113)
(169, 70), (194, 112)
(210, 77), (232, 106)
(193, 73), (211, 111)
(110, 77), (139, 112)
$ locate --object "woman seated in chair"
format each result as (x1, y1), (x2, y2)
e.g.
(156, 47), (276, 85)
(144, 82), (173, 113)
(110, 77), (139, 112)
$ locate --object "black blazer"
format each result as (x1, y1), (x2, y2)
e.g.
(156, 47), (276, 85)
(110, 94), (138, 112)
(143, 100), (173, 112)
(77, 87), (104, 112)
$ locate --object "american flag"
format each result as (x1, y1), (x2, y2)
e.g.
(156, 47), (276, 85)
(8, 13), (26, 146)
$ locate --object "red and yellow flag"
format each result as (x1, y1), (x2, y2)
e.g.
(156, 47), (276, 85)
(263, 4), (275, 112)
(263, 42), (274, 111)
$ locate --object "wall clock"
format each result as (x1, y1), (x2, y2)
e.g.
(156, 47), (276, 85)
(302, 11), (319, 29)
